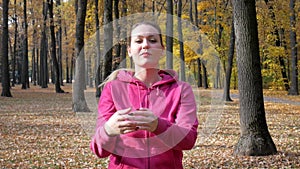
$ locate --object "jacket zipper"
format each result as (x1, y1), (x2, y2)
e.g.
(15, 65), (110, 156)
(146, 88), (150, 169)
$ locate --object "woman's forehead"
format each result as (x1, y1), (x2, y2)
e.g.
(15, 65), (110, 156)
(131, 24), (160, 37)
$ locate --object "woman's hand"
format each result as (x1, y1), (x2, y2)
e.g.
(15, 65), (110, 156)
(104, 108), (138, 136)
(128, 108), (158, 132)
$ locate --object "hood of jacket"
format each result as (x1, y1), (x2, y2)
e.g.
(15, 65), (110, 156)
(116, 69), (178, 87)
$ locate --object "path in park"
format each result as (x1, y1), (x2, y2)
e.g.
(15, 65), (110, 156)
(230, 94), (300, 106)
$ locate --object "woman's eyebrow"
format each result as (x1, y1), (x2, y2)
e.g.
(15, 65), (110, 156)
(132, 33), (159, 38)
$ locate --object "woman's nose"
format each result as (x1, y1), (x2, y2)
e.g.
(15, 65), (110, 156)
(142, 39), (149, 49)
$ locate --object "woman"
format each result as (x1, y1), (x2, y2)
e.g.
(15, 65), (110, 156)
(90, 21), (198, 169)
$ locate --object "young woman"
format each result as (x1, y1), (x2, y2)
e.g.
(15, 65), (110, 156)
(90, 21), (198, 169)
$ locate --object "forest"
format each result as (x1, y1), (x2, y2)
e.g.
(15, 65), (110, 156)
(0, 0), (299, 96)
(0, 0), (299, 168)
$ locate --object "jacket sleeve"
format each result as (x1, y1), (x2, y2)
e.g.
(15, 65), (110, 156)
(90, 82), (118, 158)
(153, 82), (198, 150)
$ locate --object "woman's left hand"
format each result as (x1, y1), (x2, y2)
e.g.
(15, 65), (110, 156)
(128, 108), (158, 132)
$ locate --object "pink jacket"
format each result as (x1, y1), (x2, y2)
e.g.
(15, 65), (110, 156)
(90, 70), (198, 169)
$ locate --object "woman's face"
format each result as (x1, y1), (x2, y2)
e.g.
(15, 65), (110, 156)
(128, 24), (164, 69)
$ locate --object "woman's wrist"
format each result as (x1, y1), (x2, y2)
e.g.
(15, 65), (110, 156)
(104, 122), (116, 137)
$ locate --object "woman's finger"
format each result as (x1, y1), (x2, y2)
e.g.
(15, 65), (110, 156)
(117, 107), (132, 115)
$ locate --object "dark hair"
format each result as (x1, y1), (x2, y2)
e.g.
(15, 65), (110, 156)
(128, 21), (164, 47)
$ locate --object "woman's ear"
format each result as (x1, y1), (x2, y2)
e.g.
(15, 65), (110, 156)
(160, 47), (165, 58)
(127, 47), (132, 57)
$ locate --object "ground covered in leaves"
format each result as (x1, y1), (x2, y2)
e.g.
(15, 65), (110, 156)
(0, 84), (299, 168)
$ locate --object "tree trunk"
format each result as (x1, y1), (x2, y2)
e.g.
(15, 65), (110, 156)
(72, 0), (89, 112)
(233, 0), (277, 156)
(70, 53), (74, 82)
(197, 58), (202, 87)
(223, 19), (234, 101)
(114, 0), (121, 60)
(278, 28), (289, 91)
(202, 61), (208, 89)
(103, 0), (113, 80)
(1, 0), (12, 97)
(166, 0), (173, 69)
(264, 0), (289, 91)
(48, 0), (64, 93)
(64, 27), (70, 83)
(177, 0), (185, 81)
(288, 0), (298, 95)
(152, 0), (155, 13)
(12, 0), (18, 87)
(189, 0), (193, 24)
(120, 0), (127, 69)
(56, 0), (64, 86)
(39, 1), (49, 88)
(36, 48), (40, 85)
(193, 0), (202, 88)
(31, 2), (37, 86)
(66, 57), (70, 83)
(21, 0), (30, 89)
(94, 0), (102, 97)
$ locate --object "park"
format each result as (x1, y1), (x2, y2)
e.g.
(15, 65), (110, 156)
(0, 84), (299, 168)
(1, 0), (300, 168)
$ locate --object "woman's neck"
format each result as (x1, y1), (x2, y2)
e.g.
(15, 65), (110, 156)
(134, 68), (161, 87)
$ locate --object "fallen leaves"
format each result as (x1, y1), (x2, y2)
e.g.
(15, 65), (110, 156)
(0, 85), (299, 168)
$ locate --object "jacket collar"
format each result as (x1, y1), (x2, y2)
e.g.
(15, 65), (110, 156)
(116, 69), (177, 87)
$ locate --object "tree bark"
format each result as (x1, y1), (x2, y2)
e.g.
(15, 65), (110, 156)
(39, 1), (49, 88)
(202, 61), (208, 89)
(103, 0), (113, 80)
(94, 0), (102, 97)
(233, 0), (277, 156)
(21, 0), (30, 89)
(114, 0), (121, 61)
(66, 57), (70, 83)
(1, 0), (12, 97)
(120, 0), (127, 68)
(72, 0), (89, 112)
(177, 0), (185, 81)
(166, 0), (173, 69)
(264, 0), (289, 91)
(48, 0), (64, 93)
(30, 0), (37, 86)
(56, 0), (64, 86)
(288, 0), (298, 95)
(223, 19), (234, 101)
(12, 0), (18, 87)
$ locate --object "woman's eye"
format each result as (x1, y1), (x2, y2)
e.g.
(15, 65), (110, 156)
(149, 39), (157, 43)
(135, 39), (142, 43)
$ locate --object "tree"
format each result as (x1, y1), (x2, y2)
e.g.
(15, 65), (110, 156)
(192, 0), (203, 88)
(166, 0), (173, 69)
(288, 0), (298, 95)
(232, 0), (277, 156)
(1, 0), (12, 97)
(21, 0), (29, 89)
(120, 0), (127, 68)
(48, 0), (64, 93)
(39, 1), (49, 88)
(30, 0), (37, 86)
(94, 0), (102, 97)
(103, 0), (113, 80)
(264, 0), (289, 91)
(223, 19), (234, 101)
(72, 0), (89, 112)
(11, 0), (18, 87)
(177, 0), (185, 81)
(56, 0), (64, 86)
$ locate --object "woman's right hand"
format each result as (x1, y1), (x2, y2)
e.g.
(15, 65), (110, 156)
(104, 107), (138, 136)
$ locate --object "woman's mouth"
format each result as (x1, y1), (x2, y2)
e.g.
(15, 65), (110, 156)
(140, 52), (151, 57)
